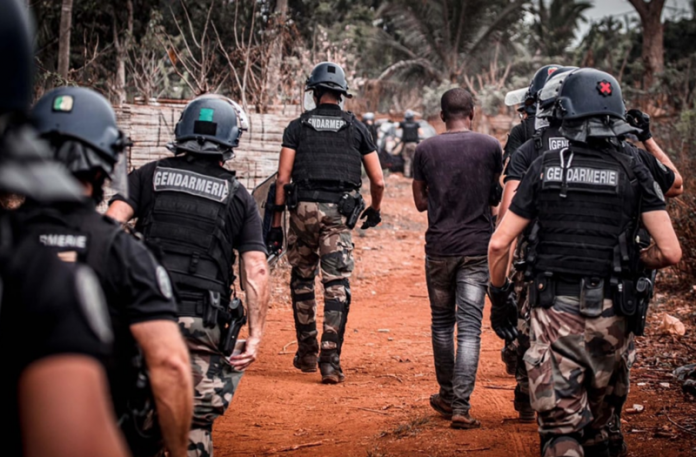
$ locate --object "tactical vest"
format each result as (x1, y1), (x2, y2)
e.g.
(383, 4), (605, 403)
(402, 121), (420, 143)
(141, 157), (240, 299)
(533, 125), (569, 155)
(532, 144), (639, 279)
(292, 108), (362, 191)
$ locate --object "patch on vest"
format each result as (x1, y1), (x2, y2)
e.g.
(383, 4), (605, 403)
(156, 265), (173, 300)
(654, 181), (665, 202)
(306, 115), (347, 132)
(74, 265), (113, 344)
(548, 137), (569, 150)
(153, 167), (230, 203)
(544, 166), (619, 190)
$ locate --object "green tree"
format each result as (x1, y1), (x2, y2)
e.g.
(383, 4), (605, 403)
(532, 0), (592, 58)
(375, 0), (529, 86)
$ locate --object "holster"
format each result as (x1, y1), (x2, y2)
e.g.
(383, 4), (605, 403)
(612, 278), (639, 318)
(338, 193), (365, 230)
(630, 272), (654, 336)
(219, 297), (247, 356)
(203, 291), (222, 329)
(284, 183), (299, 210)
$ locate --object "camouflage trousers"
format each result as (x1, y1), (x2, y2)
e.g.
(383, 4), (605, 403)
(513, 271), (532, 409)
(287, 202), (354, 357)
(526, 296), (632, 457)
(180, 317), (244, 457)
(402, 142), (417, 178)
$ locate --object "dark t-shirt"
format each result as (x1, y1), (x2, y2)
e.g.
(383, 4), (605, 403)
(510, 151), (667, 220)
(1, 227), (111, 457)
(282, 104), (377, 155)
(504, 138), (676, 196)
(413, 131), (503, 257)
(111, 156), (266, 255)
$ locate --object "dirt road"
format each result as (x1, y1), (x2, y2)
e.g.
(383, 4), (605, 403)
(214, 174), (696, 457)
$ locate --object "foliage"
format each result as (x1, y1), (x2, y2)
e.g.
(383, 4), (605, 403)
(531, 0), (592, 58)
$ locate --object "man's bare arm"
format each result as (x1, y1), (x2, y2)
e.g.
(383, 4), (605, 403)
(497, 180), (520, 227)
(106, 200), (135, 223)
(640, 210), (682, 269)
(412, 179), (428, 212)
(273, 147), (296, 227)
(19, 355), (131, 457)
(229, 250), (269, 370)
(131, 321), (192, 457)
(643, 138), (683, 197)
(488, 211), (530, 287)
(362, 151), (385, 211)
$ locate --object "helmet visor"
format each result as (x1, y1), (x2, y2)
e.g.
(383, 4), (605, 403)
(105, 147), (128, 199)
(303, 90), (344, 112)
(504, 88), (528, 107)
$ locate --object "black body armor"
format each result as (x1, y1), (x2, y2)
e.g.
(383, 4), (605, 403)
(533, 125), (569, 154)
(401, 121), (420, 143)
(292, 108), (362, 191)
(532, 144), (639, 279)
(140, 156), (240, 304)
(17, 202), (162, 456)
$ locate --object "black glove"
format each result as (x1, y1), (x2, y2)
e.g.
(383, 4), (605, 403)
(266, 227), (284, 256)
(488, 280), (519, 341)
(626, 109), (652, 142)
(360, 207), (381, 230)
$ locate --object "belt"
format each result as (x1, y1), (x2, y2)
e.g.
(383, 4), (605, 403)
(296, 189), (345, 203)
(553, 278), (612, 297)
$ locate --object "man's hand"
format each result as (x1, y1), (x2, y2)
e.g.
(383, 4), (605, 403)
(360, 207), (381, 230)
(228, 335), (261, 371)
(626, 109), (652, 142)
(266, 227), (284, 256)
(488, 280), (518, 341)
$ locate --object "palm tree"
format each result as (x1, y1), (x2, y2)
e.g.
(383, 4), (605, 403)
(532, 0), (592, 58)
(375, 0), (529, 86)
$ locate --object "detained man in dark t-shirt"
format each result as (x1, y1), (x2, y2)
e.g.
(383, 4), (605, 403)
(412, 88), (503, 430)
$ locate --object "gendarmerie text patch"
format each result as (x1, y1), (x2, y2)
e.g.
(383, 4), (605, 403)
(153, 167), (230, 203)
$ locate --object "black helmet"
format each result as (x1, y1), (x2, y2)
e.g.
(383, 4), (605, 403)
(305, 62), (352, 97)
(526, 64), (564, 105)
(0, 0), (82, 203)
(0, 0), (34, 116)
(31, 87), (129, 176)
(173, 95), (243, 155)
(554, 68), (626, 121)
(536, 67), (579, 120)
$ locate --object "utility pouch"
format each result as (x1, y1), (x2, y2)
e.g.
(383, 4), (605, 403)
(219, 297), (247, 356)
(531, 274), (554, 309)
(338, 193), (365, 230)
(203, 291), (221, 329)
(579, 278), (605, 318)
(284, 183), (298, 210)
(612, 279), (638, 317)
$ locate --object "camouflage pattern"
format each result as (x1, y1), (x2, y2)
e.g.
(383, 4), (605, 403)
(526, 296), (631, 457)
(402, 142), (417, 178)
(180, 317), (244, 457)
(512, 268), (531, 405)
(287, 202), (353, 357)
(607, 338), (636, 456)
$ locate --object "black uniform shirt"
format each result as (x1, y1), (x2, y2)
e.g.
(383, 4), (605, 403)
(510, 152), (667, 221)
(1, 224), (111, 457)
(504, 138), (676, 196)
(282, 104), (377, 155)
(111, 156), (266, 255)
(503, 116), (535, 162)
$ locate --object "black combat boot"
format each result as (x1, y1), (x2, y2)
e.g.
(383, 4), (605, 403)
(319, 350), (344, 384)
(293, 338), (318, 373)
(514, 385), (535, 422)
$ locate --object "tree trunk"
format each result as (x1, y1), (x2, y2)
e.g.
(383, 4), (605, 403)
(57, 0), (74, 80)
(113, 0), (134, 105)
(627, 0), (666, 88)
(264, 0), (287, 109)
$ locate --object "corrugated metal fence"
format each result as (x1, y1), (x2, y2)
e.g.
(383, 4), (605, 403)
(116, 103), (300, 190)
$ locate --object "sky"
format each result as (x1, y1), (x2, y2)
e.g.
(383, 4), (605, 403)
(577, 0), (693, 39)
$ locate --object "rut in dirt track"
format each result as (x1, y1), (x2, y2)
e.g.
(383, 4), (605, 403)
(212, 174), (538, 457)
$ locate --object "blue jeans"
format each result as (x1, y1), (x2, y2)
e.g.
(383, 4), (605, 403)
(425, 255), (488, 415)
